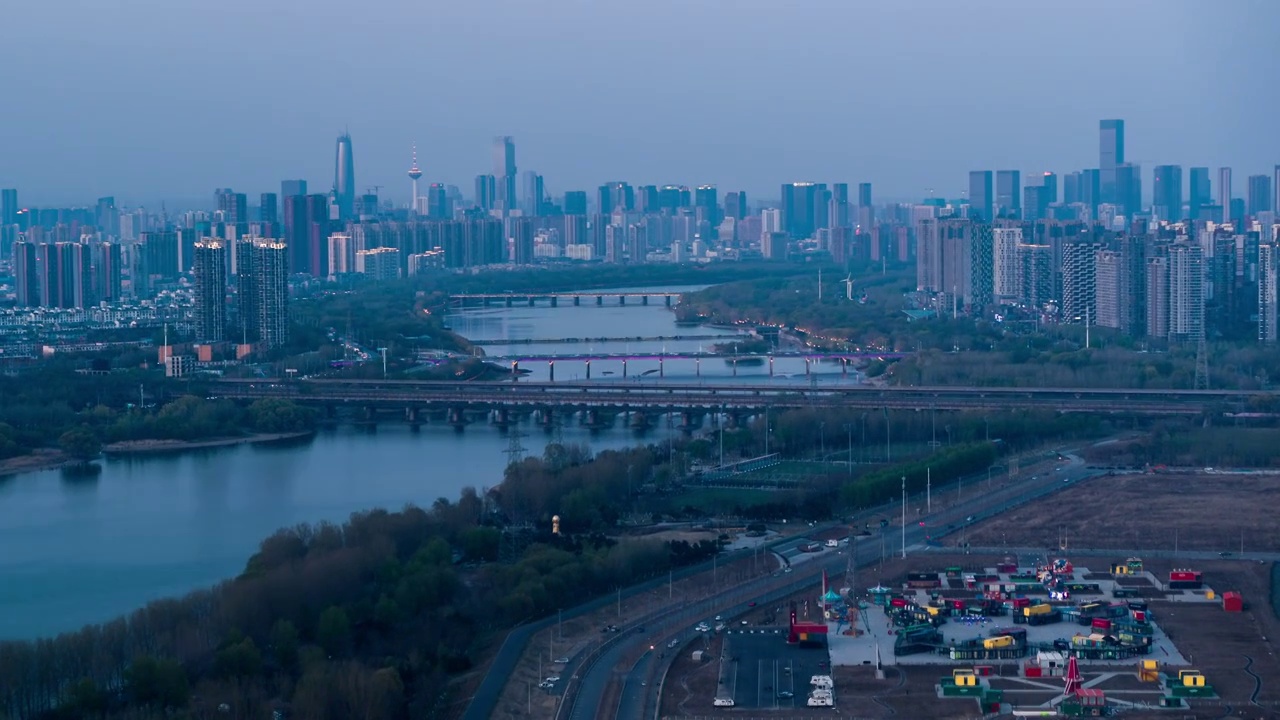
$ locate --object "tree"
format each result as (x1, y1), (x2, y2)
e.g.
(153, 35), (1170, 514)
(124, 655), (189, 709)
(58, 426), (101, 463)
(269, 619), (300, 671)
(316, 606), (351, 658)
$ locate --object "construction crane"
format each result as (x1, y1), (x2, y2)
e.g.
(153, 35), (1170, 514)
(367, 185), (383, 196)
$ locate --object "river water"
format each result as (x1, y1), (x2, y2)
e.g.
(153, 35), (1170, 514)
(0, 285), (859, 640)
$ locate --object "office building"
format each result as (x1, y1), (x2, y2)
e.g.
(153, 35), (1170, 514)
(215, 189), (248, 225)
(995, 171), (1020, 217)
(1275, 166), (1280, 219)
(193, 239), (227, 343)
(1189, 167), (1211, 221)
(283, 193), (331, 275)
(259, 193), (278, 225)
(474, 174), (497, 212)
(968, 171), (993, 222)
(1152, 165), (1182, 222)
(1115, 164), (1141, 218)
(426, 184), (450, 219)
(1099, 119), (1125, 203)
(493, 136), (517, 215)
(334, 132), (356, 221)
(562, 190), (588, 216)
(522, 171), (544, 216)
(723, 191), (747, 220)
(1218, 168), (1233, 224)
(281, 179), (307, 199)
(235, 237), (289, 348)
(1, 189), (16, 226)
(1248, 174), (1272, 217)
(1063, 172), (1082, 207)
(781, 182), (820, 239)
(1079, 169), (1101, 214)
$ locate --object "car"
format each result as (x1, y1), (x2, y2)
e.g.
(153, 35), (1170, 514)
(748, 601), (757, 607)
(777, 690), (794, 699)
(554, 656), (569, 664)
(544, 676), (560, 683)
(667, 639), (680, 649)
(740, 620), (749, 625)
(1219, 551), (1233, 557)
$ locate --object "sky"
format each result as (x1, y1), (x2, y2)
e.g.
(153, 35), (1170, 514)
(2, 0), (1278, 208)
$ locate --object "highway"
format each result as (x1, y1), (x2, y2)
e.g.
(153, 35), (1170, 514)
(594, 451), (1108, 720)
(209, 378), (1272, 415)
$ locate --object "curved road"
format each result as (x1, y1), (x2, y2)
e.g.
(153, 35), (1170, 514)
(601, 450), (1112, 719)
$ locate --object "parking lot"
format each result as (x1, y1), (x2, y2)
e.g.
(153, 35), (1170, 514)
(718, 629), (831, 709)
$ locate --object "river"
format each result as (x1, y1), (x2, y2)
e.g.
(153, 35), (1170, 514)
(0, 285), (859, 640)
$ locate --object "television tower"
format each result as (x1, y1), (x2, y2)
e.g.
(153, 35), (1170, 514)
(407, 144), (423, 214)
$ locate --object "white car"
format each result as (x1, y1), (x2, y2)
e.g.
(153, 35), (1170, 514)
(713, 698), (735, 707)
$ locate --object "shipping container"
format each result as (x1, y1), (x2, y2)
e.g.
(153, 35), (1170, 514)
(1222, 592), (1243, 612)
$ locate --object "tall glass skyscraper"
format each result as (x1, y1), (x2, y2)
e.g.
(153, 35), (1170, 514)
(1152, 165), (1182, 221)
(334, 132), (356, 221)
(493, 136), (517, 216)
(1099, 119), (1125, 204)
(1189, 167), (1211, 221)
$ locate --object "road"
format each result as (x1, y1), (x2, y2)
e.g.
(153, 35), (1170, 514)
(600, 451), (1106, 720)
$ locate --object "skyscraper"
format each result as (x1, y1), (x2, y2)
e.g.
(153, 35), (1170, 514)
(283, 193), (331, 276)
(493, 136), (517, 216)
(1189, 167), (1211, 221)
(259, 193), (278, 225)
(1079, 169), (1101, 215)
(723, 191), (747, 220)
(995, 171), (1020, 217)
(281, 179), (307, 199)
(563, 191), (588, 215)
(857, 183), (872, 207)
(781, 182), (819, 239)
(475, 174), (496, 212)
(215, 189), (248, 225)
(1152, 165), (1182, 222)
(1099, 119), (1125, 203)
(968, 171), (993, 222)
(192, 239), (227, 343)
(334, 132), (356, 221)
(1247, 175), (1272, 217)
(1115, 164), (1141, 218)
(522, 171), (544, 216)
(1168, 243), (1205, 341)
(12, 240), (39, 307)
(1260, 243), (1279, 343)
(1, 188), (17, 226)
(1218, 167), (1233, 224)
(1062, 238), (1102, 324)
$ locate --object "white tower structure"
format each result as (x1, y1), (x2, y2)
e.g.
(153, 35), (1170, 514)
(407, 145), (423, 214)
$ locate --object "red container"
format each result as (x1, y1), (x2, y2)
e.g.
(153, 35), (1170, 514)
(996, 563), (1017, 573)
(974, 665), (994, 676)
(1132, 610), (1147, 623)
(1012, 597), (1032, 609)
(1091, 618), (1112, 631)
(1169, 570), (1201, 582)
(1024, 666), (1043, 678)
(1222, 592), (1243, 612)
(891, 597), (908, 608)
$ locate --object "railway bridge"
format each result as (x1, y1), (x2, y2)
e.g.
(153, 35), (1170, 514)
(209, 379), (1270, 428)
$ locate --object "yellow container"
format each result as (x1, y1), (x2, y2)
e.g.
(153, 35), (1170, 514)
(983, 636), (1014, 650)
(956, 674), (978, 686)
(1183, 674), (1206, 687)
(1178, 669), (1201, 680)
(953, 668), (975, 678)
(1206, 590), (1215, 600)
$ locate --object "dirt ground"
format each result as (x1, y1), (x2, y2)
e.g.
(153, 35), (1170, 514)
(963, 472), (1280, 554)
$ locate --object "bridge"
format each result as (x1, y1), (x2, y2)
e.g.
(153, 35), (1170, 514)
(482, 351), (908, 380)
(468, 334), (734, 346)
(210, 378), (1272, 417)
(448, 291), (682, 308)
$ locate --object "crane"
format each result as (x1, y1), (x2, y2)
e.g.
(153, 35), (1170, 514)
(367, 185), (383, 196)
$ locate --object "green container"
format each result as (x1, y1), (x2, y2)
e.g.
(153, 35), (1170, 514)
(983, 689), (1005, 702)
(1170, 685), (1215, 698)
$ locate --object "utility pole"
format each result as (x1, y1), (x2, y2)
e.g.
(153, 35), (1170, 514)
(901, 476), (907, 559)
(719, 405), (725, 467)
(926, 467), (931, 513)
(885, 408), (891, 462)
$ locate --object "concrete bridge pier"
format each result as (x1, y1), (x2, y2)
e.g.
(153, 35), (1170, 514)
(492, 408), (511, 428)
(585, 360), (592, 380)
(363, 406), (377, 422)
(538, 408), (554, 427)
(681, 410), (700, 431)
(728, 412), (742, 429)
(642, 295), (649, 306)
(573, 295), (581, 306)
(622, 359), (628, 378)
(695, 358), (701, 377)
(527, 297), (535, 307)
(629, 411), (650, 430)
(665, 295), (672, 306)
(595, 296), (603, 306)
(511, 360), (520, 377)
(842, 358), (848, 377)
(659, 356), (664, 378)
(405, 407), (420, 424)
(550, 296), (558, 307)
(485, 297), (494, 307)
(447, 407), (467, 427)
(619, 295), (626, 305)
(768, 356), (775, 377)
(805, 358), (811, 376)
(584, 408), (601, 428)
(323, 404), (336, 420)
(548, 361), (555, 382)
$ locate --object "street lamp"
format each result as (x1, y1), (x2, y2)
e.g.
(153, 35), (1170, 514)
(378, 347), (388, 378)
(900, 475), (907, 559)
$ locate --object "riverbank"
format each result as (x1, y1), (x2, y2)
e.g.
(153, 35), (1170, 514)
(101, 431), (316, 456)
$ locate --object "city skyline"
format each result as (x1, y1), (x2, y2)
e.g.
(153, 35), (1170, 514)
(2, 1), (1278, 205)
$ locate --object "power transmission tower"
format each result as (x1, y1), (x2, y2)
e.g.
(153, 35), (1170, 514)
(1194, 337), (1209, 390)
(504, 424), (527, 466)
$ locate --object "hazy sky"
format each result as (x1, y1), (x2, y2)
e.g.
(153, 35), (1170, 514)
(3, 0), (1278, 207)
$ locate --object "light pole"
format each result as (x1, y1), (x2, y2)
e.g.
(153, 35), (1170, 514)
(861, 413), (867, 464)
(844, 423), (853, 475)
(378, 347), (388, 378)
(718, 405), (725, 467)
(884, 408), (891, 462)
(900, 475), (907, 559)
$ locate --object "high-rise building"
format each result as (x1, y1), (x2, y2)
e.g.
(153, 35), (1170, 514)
(1079, 169), (1101, 214)
(995, 171), (1020, 217)
(192, 239), (227, 343)
(1189, 167), (1211, 222)
(334, 132), (356, 221)
(1247, 174), (1272, 217)
(723, 191), (747, 220)
(1260, 243), (1279, 343)
(695, 185), (720, 227)
(355, 246), (401, 281)
(326, 233), (356, 277)
(522, 171), (544, 216)
(1168, 243), (1204, 341)
(781, 182), (820, 239)
(597, 182), (633, 214)
(1015, 242), (1053, 310)
(92, 241), (123, 303)
(1217, 168), (1233, 224)
(1275, 166), (1280, 220)
(426, 184), (450, 219)
(235, 237), (289, 348)
(493, 136), (517, 216)
(215, 189), (248, 225)
(259, 193), (278, 225)
(1152, 165), (1183, 222)
(12, 240), (39, 307)
(281, 180), (307, 199)
(991, 227), (1022, 302)
(1115, 164), (1141, 218)
(1063, 172), (1082, 207)
(1095, 250), (1122, 330)
(1145, 255), (1169, 339)
(283, 193), (331, 276)
(474, 174), (497, 212)
(563, 191), (588, 216)
(1099, 119), (1125, 203)
(137, 231), (181, 296)
(968, 171), (993, 222)
(1, 189), (17, 226)
(1062, 239), (1102, 324)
